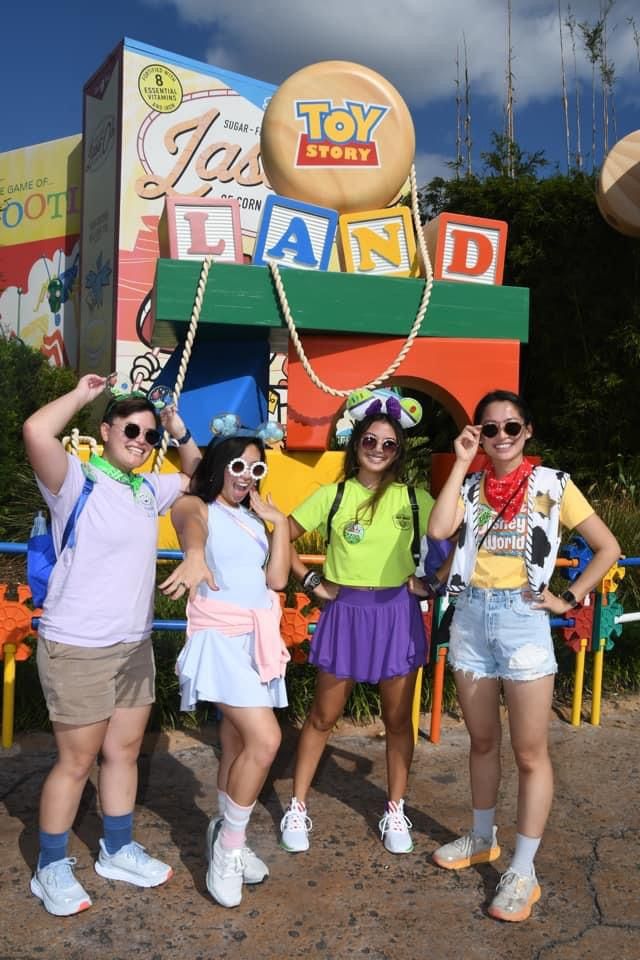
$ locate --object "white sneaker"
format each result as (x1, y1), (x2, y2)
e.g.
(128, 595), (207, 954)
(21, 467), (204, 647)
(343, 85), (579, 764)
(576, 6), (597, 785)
(30, 857), (92, 916)
(279, 797), (312, 853)
(94, 839), (173, 887)
(378, 799), (414, 854)
(433, 827), (500, 870)
(206, 817), (269, 884)
(207, 831), (244, 908)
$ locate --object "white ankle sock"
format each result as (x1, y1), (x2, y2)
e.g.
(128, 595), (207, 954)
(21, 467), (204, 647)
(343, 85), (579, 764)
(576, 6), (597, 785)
(472, 807), (496, 840)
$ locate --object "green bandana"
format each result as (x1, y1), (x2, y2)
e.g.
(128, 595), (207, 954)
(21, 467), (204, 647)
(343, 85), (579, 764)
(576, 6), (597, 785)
(88, 453), (144, 497)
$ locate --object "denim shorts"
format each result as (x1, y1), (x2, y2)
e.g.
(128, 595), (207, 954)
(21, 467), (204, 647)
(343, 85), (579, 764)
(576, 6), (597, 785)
(448, 587), (557, 682)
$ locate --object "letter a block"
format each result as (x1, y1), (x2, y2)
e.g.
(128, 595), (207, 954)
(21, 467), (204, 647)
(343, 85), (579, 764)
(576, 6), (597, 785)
(422, 212), (508, 285)
(253, 195), (338, 270)
(338, 206), (417, 277)
(161, 197), (244, 263)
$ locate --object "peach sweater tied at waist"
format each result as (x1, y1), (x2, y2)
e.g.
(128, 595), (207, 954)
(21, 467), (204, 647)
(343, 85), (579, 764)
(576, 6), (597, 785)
(186, 591), (290, 683)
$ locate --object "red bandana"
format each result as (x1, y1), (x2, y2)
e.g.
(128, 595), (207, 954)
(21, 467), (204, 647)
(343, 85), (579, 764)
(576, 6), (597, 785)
(484, 458), (533, 523)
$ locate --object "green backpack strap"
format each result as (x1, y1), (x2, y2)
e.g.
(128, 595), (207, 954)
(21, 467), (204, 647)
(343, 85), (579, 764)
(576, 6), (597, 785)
(407, 485), (421, 567)
(325, 480), (346, 547)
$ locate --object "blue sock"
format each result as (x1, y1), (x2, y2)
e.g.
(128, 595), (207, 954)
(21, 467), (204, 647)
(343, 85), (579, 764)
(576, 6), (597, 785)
(38, 829), (69, 869)
(102, 812), (133, 854)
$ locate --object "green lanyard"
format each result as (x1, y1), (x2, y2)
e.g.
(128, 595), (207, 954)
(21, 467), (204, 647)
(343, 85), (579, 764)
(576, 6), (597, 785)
(88, 453), (145, 497)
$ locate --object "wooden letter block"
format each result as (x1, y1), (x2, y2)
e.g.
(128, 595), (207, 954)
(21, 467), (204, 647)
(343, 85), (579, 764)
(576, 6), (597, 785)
(252, 194), (338, 270)
(339, 206), (417, 277)
(422, 212), (508, 285)
(161, 197), (243, 263)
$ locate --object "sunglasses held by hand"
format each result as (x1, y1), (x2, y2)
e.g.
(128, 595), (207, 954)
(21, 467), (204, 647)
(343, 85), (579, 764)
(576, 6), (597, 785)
(480, 420), (525, 439)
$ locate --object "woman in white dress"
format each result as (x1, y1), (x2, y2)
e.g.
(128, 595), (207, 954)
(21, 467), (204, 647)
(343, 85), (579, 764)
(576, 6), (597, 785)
(161, 432), (290, 909)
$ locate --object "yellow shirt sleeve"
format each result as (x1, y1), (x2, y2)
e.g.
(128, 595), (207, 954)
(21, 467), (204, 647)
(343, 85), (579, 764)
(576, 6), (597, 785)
(559, 479), (594, 531)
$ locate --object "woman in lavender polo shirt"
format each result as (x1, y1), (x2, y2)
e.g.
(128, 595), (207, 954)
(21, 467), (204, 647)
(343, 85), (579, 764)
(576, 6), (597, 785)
(23, 373), (200, 917)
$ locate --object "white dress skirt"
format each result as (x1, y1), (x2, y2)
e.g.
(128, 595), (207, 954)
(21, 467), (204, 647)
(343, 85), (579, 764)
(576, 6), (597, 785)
(176, 501), (288, 711)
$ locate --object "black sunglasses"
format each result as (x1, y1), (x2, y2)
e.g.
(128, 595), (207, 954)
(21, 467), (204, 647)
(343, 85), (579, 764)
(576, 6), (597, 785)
(112, 422), (161, 446)
(480, 419), (524, 439)
(360, 434), (399, 453)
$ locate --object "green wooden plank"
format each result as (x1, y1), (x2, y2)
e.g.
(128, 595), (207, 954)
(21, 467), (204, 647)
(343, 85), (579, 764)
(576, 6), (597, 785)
(152, 259), (529, 349)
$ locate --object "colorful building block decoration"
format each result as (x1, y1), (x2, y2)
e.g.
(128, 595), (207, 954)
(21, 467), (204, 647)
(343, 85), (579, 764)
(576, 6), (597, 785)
(260, 61), (415, 213)
(422, 213), (508, 285)
(161, 197), (243, 263)
(338, 207), (417, 277)
(252, 195), (338, 270)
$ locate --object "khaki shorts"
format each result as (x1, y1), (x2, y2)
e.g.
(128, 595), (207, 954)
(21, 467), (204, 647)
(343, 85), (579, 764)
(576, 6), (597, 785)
(37, 635), (156, 725)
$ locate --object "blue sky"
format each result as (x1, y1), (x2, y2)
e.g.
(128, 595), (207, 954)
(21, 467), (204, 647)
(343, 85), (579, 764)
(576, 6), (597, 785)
(2, 0), (639, 182)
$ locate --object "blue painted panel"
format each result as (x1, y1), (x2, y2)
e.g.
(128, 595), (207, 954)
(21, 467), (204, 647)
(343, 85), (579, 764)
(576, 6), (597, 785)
(158, 335), (270, 446)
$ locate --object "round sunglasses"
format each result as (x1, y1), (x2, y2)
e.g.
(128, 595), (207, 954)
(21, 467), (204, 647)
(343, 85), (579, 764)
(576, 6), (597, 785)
(360, 433), (399, 454)
(226, 457), (268, 480)
(112, 422), (161, 446)
(480, 419), (524, 439)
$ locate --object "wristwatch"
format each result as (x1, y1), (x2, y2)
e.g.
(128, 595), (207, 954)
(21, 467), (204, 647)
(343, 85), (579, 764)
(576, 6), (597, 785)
(176, 428), (192, 446)
(302, 571), (323, 592)
(560, 589), (580, 608)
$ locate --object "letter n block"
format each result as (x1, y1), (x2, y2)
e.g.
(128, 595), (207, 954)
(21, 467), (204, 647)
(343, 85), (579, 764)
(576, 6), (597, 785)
(253, 195), (338, 270)
(338, 206), (417, 277)
(422, 212), (508, 285)
(160, 197), (244, 263)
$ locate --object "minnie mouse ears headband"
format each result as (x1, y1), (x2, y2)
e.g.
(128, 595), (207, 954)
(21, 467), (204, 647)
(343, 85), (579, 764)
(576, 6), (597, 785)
(336, 388), (422, 445)
(105, 375), (176, 412)
(210, 413), (284, 445)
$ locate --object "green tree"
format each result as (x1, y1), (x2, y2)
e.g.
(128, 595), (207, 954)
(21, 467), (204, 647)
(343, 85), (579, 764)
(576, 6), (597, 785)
(0, 337), (97, 543)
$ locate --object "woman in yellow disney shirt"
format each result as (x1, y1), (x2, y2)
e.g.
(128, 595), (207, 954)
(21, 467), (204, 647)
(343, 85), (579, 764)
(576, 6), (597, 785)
(428, 389), (619, 923)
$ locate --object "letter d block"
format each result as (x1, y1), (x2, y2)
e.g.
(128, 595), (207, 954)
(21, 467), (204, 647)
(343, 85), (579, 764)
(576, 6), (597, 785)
(161, 197), (244, 262)
(338, 207), (417, 277)
(422, 213), (508, 285)
(253, 195), (338, 270)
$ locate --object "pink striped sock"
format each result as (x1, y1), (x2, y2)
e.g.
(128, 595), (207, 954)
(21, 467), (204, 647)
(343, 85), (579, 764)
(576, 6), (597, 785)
(220, 795), (255, 850)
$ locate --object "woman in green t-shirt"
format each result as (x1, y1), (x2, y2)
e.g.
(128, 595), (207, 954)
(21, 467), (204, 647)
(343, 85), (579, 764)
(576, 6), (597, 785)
(279, 390), (433, 857)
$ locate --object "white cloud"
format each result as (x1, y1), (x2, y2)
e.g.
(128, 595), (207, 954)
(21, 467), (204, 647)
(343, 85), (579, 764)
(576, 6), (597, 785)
(414, 151), (453, 185)
(142, 0), (640, 109)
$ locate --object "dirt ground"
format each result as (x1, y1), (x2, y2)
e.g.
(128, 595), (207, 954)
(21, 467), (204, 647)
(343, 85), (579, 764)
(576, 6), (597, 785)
(1, 696), (639, 960)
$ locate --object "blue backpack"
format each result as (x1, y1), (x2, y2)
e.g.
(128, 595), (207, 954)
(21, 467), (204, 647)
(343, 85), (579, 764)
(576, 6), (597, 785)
(27, 477), (95, 607)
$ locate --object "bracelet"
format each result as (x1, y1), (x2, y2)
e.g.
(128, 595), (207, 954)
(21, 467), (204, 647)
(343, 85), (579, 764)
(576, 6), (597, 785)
(302, 570), (322, 592)
(176, 428), (192, 446)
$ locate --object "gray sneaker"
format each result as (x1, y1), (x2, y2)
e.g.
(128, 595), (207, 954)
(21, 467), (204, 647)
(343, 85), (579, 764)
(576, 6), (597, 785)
(433, 827), (500, 870)
(94, 839), (173, 887)
(30, 857), (92, 916)
(206, 816), (269, 884)
(488, 868), (541, 922)
(207, 830), (244, 908)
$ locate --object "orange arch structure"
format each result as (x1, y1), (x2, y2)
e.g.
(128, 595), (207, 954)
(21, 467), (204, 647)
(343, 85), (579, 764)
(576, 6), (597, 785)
(286, 335), (521, 450)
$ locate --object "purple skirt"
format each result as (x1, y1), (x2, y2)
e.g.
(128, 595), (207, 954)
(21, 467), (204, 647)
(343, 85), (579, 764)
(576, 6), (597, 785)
(309, 585), (428, 683)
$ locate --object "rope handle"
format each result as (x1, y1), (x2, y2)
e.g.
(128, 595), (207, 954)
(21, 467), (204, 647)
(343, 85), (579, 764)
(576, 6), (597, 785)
(153, 256), (213, 473)
(269, 163), (433, 397)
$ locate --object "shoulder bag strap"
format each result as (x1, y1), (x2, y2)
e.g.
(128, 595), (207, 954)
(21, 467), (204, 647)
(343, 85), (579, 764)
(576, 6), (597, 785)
(476, 473), (529, 551)
(407, 486), (420, 566)
(62, 477), (95, 552)
(325, 480), (346, 547)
